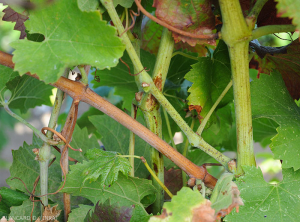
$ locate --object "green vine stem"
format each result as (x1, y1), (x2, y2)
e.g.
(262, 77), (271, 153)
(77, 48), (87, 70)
(139, 27), (174, 213)
(219, 0), (256, 175)
(252, 25), (296, 40)
(129, 103), (136, 177)
(197, 80), (233, 135)
(163, 107), (176, 149)
(39, 70), (67, 207)
(137, 30), (172, 211)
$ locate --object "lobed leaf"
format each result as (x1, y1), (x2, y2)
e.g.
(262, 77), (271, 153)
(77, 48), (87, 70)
(225, 166), (300, 222)
(185, 40), (233, 120)
(80, 149), (132, 188)
(11, 0), (125, 83)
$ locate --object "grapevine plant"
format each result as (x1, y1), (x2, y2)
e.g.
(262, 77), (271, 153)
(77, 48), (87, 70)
(0, 0), (300, 221)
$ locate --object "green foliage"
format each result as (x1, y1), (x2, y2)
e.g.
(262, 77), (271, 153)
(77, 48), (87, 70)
(251, 71), (300, 169)
(11, 0), (125, 83)
(226, 166), (300, 222)
(89, 115), (151, 178)
(79, 149), (132, 188)
(0, 187), (29, 218)
(62, 172), (157, 222)
(185, 40), (233, 119)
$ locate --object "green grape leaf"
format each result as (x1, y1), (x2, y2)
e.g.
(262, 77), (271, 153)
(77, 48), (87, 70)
(0, 187), (29, 218)
(6, 75), (53, 113)
(91, 50), (156, 110)
(210, 173), (243, 219)
(11, 0), (125, 84)
(85, 200), (133, 222)
(253, 118), (278, 148)
(0, 65), (53, 113)
(251, 71), (300, 169)
(276, 0), (300, 31)
(153, 0), (215, 46)
(185, 40), (233, 119)
(68, 204), (93, 222)
(149, 187), (214, 222)
(79, 149), (131, 188)
(62, 170), (157, 222)
(9, 199), (40, 222)
(225, 166), (300, 222)
(89, 115), (151, 178)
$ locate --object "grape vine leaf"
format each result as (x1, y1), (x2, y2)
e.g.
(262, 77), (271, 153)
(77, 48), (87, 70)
(2, 6), (28, 39)
(9, 199), (40, 222)
(79, 149), (131, 188)
(225, 166), (300, 222)
(68, 204), (93, 222)
(77, 0), (101, 12)
(185, 40), (233, 119)
(149, 187), (215, 222)
(5, 75), (53, 113)
(251, 71), (300, 170)
(11, 0), (125, 84)
(62, 171), (157, 222)
(91, 50), (156, 110)
(89, 115), (151, 178)
(276, 0), (300, 31)
(85, 200), (133, 222)
(0, 187), (29, 218)
(153, 0), (215, 46)
(0, 65), (53, 114)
